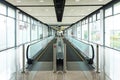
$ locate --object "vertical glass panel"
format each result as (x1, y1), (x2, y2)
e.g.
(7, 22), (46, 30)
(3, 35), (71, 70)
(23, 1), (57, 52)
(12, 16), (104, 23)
(114, 2), (120, 14)
(31, 23), (37, 41)
(7, 17), (15, 47)
(43, 26), (48, 38)
(68, 28), (72, 36)
(105, 7), (112, 17)
(28, 17), (30, 23)
(0, 3), (6, 15)
(82, 24), (88, 40)
(105, 14), (120, 50)
(17, 21), (23, 45)
(19, 13), (22, 20)
(0, 15), (6, 50)
(26, 24), (30, 42)
(112, 15), (120, 50)
(0, 48), (16, 80)
(89, 17), (92, 22)
(23, 15), (27, 22)
(77, 26), (81, 39)
(93, 14), (96, 21)
(90, 20), (101, 43)
(105, 16), (114, 47)
(22, 22), (27, 43)
(38, 24), (43, 39)
(8, 7), (15, 18)
(97, 13), (100, 20)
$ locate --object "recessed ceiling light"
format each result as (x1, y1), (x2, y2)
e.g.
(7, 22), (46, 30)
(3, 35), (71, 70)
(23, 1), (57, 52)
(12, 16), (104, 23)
(39, 0), (44, 2)
(45, 9), (49, 11)
(98, 0), (103, 1)
(28, 9), (32, 12)
(17, 0), (21, 3)
(70, 9), (74, 11)
(88, 9), (91, 11)
(75, 0), (80, 2)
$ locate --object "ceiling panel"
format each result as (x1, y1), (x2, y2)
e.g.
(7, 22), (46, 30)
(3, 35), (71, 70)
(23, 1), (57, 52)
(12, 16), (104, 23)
(6, 0), (112, 27)
(66, 0), (112, 5)
(18, 7), (56, 16)
(35, 17), (57, 24)
(6, 0), (54, 5)
(64, 6), (101, 16)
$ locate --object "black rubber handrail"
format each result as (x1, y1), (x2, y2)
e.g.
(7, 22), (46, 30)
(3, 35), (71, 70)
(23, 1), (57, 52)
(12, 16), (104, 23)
(26, 40), (43, 64)
(26, 36), (54, 64)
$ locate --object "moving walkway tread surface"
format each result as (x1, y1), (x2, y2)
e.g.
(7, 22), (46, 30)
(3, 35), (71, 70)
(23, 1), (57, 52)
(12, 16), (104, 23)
(63, 39), (83, 61)
(38, 39), (57, 61)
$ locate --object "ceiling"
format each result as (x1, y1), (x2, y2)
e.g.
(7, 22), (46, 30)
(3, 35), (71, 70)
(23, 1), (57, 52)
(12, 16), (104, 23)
(6, 0), (112, 28)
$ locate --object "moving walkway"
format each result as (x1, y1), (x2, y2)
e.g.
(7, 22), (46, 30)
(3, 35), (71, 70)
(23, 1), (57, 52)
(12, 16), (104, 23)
(25, 36), (95, 72)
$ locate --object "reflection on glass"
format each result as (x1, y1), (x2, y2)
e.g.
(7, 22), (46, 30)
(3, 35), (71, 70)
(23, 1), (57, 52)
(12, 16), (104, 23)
(77, 26), (81, 39)
(0, 3), (6, 15)
(114, 2), (120, 14)
(0, 15), (7, 50)
(105, 7), (112, 17)
(105, 14), (120, 50)
(7, 17), (15, 47)
(8, 7), (15, 18)
(82, 24), (88, 40)
(90, 20), (101, 44)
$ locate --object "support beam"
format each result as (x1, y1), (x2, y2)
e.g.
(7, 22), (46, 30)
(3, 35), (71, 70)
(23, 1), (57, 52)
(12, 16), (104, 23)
(53, 0), (66, 22)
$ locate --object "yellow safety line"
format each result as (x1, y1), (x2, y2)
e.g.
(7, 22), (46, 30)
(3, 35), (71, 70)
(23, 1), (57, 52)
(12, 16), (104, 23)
(65, 39), (84, 61)
(35, 39), (55, 61)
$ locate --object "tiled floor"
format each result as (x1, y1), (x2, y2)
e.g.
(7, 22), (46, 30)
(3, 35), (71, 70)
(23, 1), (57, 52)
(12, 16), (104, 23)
(16, 70), (102, 80)
(15, 61), (103, 80)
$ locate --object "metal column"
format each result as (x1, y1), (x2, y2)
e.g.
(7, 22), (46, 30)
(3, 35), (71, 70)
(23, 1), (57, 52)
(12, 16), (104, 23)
(96, 44), (100, 73)
(53, 44), (57, 73)
(63, 44), (66, 73)
(22, 44), (25, 73)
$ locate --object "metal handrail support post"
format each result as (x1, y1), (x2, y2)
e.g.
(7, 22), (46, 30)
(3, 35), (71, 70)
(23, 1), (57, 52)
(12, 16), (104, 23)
(53, 44), (57, 73)
(63, 43), (67, 73)
(22, 44), (25, 73)
(96, 44), (100, 73)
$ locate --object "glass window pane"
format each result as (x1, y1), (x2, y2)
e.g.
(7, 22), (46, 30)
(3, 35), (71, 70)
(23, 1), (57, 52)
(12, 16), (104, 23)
(105, 7), (112, 17)
(112, 15), (120, 50)
(38, 24), (43, 39)
(93, 14), (96, 21)
(0, 15), (6, 50)
(43, 26), (48, 38)
(105, 16), (114, 47)
(82, 24), (88, 40)
(0, 3), (6, 15)
(7, 17), (15, 47)
(27, 24), (30, 42)
(105, 14), (120, 50)
(90, 20), (101, 43)
(31, 24), (38, 41)
(97, 13), (100, 20)
(114, 2), (120, 14)
(19, 13), (22, 20)
(23, 15), (27, 22)
(17, 21), (24, 45)
(77, 26), (81, 39)
(8, 7), (15, 18)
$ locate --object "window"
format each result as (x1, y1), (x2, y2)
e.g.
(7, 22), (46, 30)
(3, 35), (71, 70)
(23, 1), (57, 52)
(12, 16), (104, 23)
(31, 20), (38, 41)
(82, 24), (88, 40)
(114, 2), (120, 14)
(0, 15), (7, 50)
(77, 24), (81, 39)
(0, 3), (6, 15)
(7, 17), (15, 47)
(8, 7), (15, 18)
(105, 7), (112, 17)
